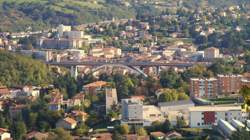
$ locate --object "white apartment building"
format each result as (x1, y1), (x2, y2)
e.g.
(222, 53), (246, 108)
(189, 106), (244, 128)
(121, 99), (165, 126)
(57, 24), (72, 37)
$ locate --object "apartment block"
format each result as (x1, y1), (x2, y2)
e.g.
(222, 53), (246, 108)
(190, 78), (218, 98)
(217, 75), (243, 94)
(105, 88), (118, 114)
(121, 98), (143, 125)
(189, 106), (244, 128)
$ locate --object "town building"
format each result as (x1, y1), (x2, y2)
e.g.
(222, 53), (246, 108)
(189, 105), (244, 128)
(190, 78), (218, 98)
(56, 117), (77, 130)
(143, 105), (165, 126)
(0, 128), (11, 140)
(204, 47), (220, 60)
(105, 88), (118, 114)
(121, 98), (143, 125)
(83, 81), (108, 95)
(217, 75), (243, 94)
(0, 86), (10, 99)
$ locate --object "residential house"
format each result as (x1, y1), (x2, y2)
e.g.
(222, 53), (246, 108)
(71, 110), (88, 122)
(165, 131), (182, 140)
(56, 117), (77, 130)
(26, 131), (49, 140)
(143, 105), (165, 126)
(150, 132), (165, 140)
(125, 134), (150, 140)
(91, 133), (112, 140)
(0, 86), (10, 99)
(83, 81), (108, 95)
(0, 128), (11, 140)
(48, 91), (63, 111)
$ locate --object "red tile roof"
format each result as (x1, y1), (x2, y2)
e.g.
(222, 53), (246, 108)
(83, 81), (108, 88)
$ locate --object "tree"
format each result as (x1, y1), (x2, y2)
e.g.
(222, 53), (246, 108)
(230, 129), (250, 140)
(11, 121), (27, 140)
(160, 69), (180, 88)
(112, 131), (123, 140)
(240, 86), (250, 106)
(48, 128), (73, 140)
(176, 117), (187, 128)
(178, 92), (189, 100)
(136, 127), (148, 136)
(118, 124), (130, 135)
(162, 119), (172, 133)
(74, 122), (89, 136)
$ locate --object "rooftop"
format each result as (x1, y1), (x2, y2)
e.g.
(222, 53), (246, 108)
(63, 117), (77, 125)
(83, 81), (108, 88)
(189, 105), (241, 112)
(158, 100), (194, 107)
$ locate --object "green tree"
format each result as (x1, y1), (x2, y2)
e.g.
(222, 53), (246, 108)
(162, 119), (172, 133)
(11, 121), (27, 140)
(136, 127), (148, 136)
(160, 69), (180, 88)
(118, 124), (130, 135)
(176, 117), (187, 128)
(48, 128), (73, 140)
(230, 129), (250, 140)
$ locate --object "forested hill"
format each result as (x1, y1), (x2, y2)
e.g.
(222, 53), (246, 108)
(0, 51), (53, 87)
(0, 0), (249, 32)
(0, 0), (136, 32)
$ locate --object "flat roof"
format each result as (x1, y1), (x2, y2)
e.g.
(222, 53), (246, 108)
(189, 106), (241, 112)
(219, 119), (237, 131)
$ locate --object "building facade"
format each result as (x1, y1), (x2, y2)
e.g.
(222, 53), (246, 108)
(217, 75), (243, 94)
(189, 106), (244, 128)
(190, 78), (218, 98)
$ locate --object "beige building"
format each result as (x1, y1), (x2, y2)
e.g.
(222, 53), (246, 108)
(204, 47), (220, 60)
(143, 105), (165, 126)
(0, 128), (11, 140)
(56, 117), (77, 130)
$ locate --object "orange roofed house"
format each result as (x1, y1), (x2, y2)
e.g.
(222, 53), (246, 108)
(0, 86), (10, 99)
(83, 81), (108, 95)
(56, 117), (77, 130)
(0, 128), (11, 140)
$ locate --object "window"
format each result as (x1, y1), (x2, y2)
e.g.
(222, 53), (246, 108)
(197, 123), (200, 126)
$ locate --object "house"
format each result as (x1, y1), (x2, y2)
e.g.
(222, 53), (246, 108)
(143, 105), (165, 126)
(56, 117), (77, 130)
(48, 91), (63, 111)
(0, 86), (10, 99)
(70, 93), (85, 107)
(0, 128), (11, 140)
(165, 131), (182, 139)
(83, 81), (108, 95)
(125, 134), (150, 140)
(91, 133), (112, 140)
(71, 110), (88, 122)
(26, 131), (49, 140)
(150, 132), (165, 140)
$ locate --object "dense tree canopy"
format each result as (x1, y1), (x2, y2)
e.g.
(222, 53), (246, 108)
(0, 51), (54, 87)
